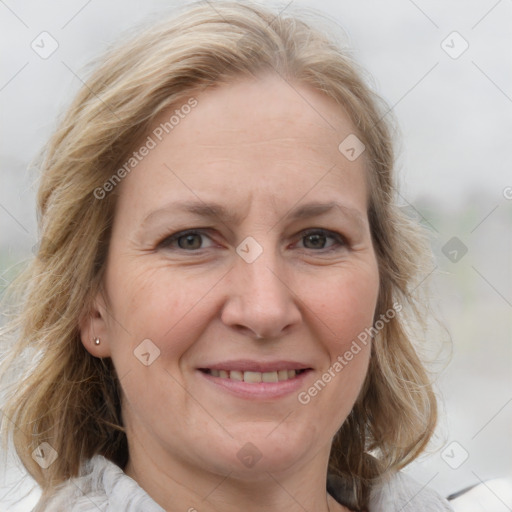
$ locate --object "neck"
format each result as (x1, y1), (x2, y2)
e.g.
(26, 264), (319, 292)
(124, 436), (350, 512)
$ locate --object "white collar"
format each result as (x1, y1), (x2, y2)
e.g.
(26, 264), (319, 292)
(41, 455), (453, 511)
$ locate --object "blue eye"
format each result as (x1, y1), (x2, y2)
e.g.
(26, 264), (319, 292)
(157, 228), (346, 252)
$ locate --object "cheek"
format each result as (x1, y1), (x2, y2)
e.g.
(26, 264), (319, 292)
(306, 262), (380, 346)
(103, 264), (212, 423)
(298, 261), (378, 411)
(104, 261), (221, 364)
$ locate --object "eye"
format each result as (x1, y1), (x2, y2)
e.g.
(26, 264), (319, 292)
(157, 230), (215, 251)
(156, 228), (347, 253)
(298, 229), (346, 251)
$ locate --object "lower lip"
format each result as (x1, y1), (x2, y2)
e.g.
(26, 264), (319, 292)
(197, 370), (312, 400)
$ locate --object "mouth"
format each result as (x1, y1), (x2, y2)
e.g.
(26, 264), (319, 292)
(199, 368), (309, 383)
(197, 361), (313, 400)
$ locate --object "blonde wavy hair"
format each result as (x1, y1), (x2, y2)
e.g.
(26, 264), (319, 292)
(1, 1), (438, 509)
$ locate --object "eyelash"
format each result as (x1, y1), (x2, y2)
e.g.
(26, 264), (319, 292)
(157, 228), (347, 253)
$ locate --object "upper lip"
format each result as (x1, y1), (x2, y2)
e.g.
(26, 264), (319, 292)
(198, 359), (312, 372)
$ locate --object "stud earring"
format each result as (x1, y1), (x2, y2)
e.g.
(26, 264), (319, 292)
(94, 338), (100, 345)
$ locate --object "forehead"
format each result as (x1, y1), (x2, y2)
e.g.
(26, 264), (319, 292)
(115, 73), (368, 219)
(160, 74), (358, 157)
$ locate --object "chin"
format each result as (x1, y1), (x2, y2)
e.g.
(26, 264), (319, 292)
(200, 422), (319, 479)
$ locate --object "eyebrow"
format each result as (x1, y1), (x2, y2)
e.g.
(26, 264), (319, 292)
(140, 199), (366, 231)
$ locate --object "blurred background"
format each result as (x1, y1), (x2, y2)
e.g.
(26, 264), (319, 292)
(1, 0), (511, 510)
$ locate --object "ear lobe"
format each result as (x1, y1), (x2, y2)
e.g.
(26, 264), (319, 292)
(79, 291), (112, 358)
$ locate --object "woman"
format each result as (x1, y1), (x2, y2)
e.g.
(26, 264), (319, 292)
(1, 2), (452, 511)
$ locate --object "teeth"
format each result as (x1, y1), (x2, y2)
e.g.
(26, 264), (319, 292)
(278, 369), (289, 381)
(262, 371), (278, 383)
(243, 371), (261, 383)
(229, 370), (243, 381)
(207, 369), (302, 382)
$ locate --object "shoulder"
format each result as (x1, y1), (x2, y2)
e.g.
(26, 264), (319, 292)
(34, 455), (164, 512)
(369, 471), (454, 512)
(327, 471), (453, 511)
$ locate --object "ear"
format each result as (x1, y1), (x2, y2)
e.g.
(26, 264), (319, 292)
(79, 289), (112, 358)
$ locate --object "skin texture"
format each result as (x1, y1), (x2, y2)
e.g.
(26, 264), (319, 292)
(81, 73), (380, 512)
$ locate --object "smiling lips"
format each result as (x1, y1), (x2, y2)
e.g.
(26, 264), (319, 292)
(199, 359), (312, 385)
(202, 368), (307, 383)
(198, 361), (313, 399)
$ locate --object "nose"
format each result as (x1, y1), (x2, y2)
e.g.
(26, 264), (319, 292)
(220, 245), (302, 340)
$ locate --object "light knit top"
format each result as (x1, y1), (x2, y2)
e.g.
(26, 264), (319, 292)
(35, 455), (454, 511)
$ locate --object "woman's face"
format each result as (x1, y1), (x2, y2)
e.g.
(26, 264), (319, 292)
(84, 74), (380, 479)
